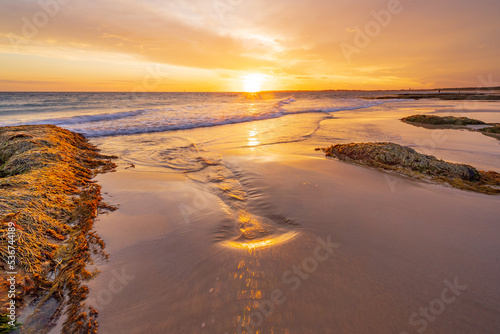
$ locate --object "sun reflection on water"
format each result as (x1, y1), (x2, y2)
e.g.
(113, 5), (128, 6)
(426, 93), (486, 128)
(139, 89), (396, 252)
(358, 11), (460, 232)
(247, 127), (261, 147)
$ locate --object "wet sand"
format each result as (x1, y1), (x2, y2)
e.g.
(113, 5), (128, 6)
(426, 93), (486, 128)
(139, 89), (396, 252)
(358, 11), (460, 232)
(76, 100), (500, 334)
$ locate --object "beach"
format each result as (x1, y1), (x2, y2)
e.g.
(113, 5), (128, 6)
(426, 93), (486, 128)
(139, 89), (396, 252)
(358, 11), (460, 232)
(44, 98), (500, 333)
(2, 0), (500, 331)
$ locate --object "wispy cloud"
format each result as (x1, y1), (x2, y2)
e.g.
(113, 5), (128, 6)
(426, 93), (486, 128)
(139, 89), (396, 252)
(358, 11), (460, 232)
(1, 0), (499, 90)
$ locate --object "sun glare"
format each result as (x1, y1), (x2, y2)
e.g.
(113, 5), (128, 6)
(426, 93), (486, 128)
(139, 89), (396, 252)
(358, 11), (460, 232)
(243, 73), (266, 93)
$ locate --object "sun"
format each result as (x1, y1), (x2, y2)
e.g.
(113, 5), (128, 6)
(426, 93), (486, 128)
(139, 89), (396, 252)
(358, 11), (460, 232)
(243, 73), (266, 93)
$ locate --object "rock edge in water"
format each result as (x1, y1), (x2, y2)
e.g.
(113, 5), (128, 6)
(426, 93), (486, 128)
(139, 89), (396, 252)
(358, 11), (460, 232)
(0, 125), (116, 333)
(479, 125), (500, 138)
(401, 114), (486, 126)
(401, 114), (500, 140)
(316, 142), (500, 194)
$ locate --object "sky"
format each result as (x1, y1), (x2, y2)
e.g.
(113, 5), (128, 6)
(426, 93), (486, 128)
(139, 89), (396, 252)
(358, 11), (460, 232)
(0, 0), (499, 92)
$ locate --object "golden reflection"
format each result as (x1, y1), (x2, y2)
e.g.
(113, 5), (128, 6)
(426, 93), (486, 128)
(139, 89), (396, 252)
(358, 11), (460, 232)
(241, 91), (276, 102)
(227, 251), (289, 333)
(247, 127), (261, 147)
(221, 210), (299, 251)
(221, 231), (298, 250)
(230, 258), (265, 332)
(248, 102), (257, 114)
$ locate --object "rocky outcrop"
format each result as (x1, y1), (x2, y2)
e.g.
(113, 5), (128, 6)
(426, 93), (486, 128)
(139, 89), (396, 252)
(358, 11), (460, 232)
(401, 115), (500, 141)
(317, 142), (500, 194)
(479, 125), (500, 138)
(401, 115), (485, 126)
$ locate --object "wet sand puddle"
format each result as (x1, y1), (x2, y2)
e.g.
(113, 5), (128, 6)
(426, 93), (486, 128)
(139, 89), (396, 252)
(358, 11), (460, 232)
(119, 135), (300, 249)
(172, 138), (300, 250)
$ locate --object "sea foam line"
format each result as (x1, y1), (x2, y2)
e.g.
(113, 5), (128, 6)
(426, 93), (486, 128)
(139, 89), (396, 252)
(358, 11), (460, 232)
(10, 109), (147, 126)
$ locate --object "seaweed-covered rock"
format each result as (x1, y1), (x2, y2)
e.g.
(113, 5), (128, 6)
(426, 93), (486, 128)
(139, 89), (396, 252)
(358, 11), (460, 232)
(401, 115), (485, 126)
(479, 125), (500, 136)
(401, 115), (500, 141)
(0, 125), (116, 333)
(317, 142), (500, 194)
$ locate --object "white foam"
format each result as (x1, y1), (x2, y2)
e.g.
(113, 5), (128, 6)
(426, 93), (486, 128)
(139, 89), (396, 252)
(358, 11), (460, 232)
(19, 109), (147, 126)
(0, 94), (395, 137)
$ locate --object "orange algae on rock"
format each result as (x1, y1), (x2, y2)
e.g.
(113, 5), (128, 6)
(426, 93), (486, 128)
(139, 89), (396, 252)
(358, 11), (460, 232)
(0, 125), (116, 333)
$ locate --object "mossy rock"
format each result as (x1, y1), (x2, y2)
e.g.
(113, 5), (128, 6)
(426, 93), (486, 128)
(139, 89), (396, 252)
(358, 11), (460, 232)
(317, 142), (500, 194)
(479, 125), (500, 135)
(401, 115), (485, 126)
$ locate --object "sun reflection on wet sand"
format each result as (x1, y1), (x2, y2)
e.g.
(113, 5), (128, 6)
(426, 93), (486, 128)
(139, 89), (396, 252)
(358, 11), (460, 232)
(247, 127), (261, 147)
(230, 257), (265, 333)
(223, 242), (296, 334)
(221, 231), (299, 250)
(220, 211), (299, 251)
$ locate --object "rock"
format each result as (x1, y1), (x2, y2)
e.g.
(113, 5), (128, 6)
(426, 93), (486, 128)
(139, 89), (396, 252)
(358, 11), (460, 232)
(317, 142), (500, 194)
(401, 115), (485, 126)
(479, 125), (500, 136)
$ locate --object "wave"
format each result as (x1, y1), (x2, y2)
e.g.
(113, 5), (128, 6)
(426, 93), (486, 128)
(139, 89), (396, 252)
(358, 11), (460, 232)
(277, 97), (296, 106)
(79, 115), (287, 137)
(83, 98), (389, 137)
(3, 97), (396, 137)
(16, 109), (147, 126)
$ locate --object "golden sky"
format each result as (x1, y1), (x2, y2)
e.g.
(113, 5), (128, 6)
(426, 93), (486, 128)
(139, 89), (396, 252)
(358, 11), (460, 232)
(1, 0), (499, 91)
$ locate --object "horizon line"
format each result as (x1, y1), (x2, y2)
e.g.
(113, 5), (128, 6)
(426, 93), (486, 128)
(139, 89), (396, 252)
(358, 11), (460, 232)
(0, 87), (499, 94)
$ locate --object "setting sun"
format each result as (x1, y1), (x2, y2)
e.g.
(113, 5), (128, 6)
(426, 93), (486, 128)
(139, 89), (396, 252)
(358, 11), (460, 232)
(243, 74), (266, 93)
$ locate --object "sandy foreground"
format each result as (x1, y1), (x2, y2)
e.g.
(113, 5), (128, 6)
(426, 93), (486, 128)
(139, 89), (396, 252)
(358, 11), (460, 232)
(52, 100), (500, 333)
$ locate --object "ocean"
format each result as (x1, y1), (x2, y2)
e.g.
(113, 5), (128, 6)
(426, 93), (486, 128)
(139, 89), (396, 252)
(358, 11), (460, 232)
(3, 91), (500, 173)
(0, 91), (399, 137)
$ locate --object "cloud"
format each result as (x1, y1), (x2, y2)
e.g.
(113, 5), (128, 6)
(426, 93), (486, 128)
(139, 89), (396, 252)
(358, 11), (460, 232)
(0, 0), (499, 89)
(0, 0), (274, 70)
(0, 79), (61, 85)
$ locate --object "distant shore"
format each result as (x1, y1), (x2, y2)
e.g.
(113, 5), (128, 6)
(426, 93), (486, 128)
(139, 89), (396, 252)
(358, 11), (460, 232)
(371, 92), (500, 100)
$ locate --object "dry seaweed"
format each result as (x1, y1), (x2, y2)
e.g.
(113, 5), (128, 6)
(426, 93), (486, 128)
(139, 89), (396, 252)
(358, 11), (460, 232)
(316, 142), (500, 194)
(0, 125), (116, 333)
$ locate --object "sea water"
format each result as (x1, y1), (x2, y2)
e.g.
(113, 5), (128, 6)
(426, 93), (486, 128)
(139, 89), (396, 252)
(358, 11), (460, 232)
(0, 91), (398, 137)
